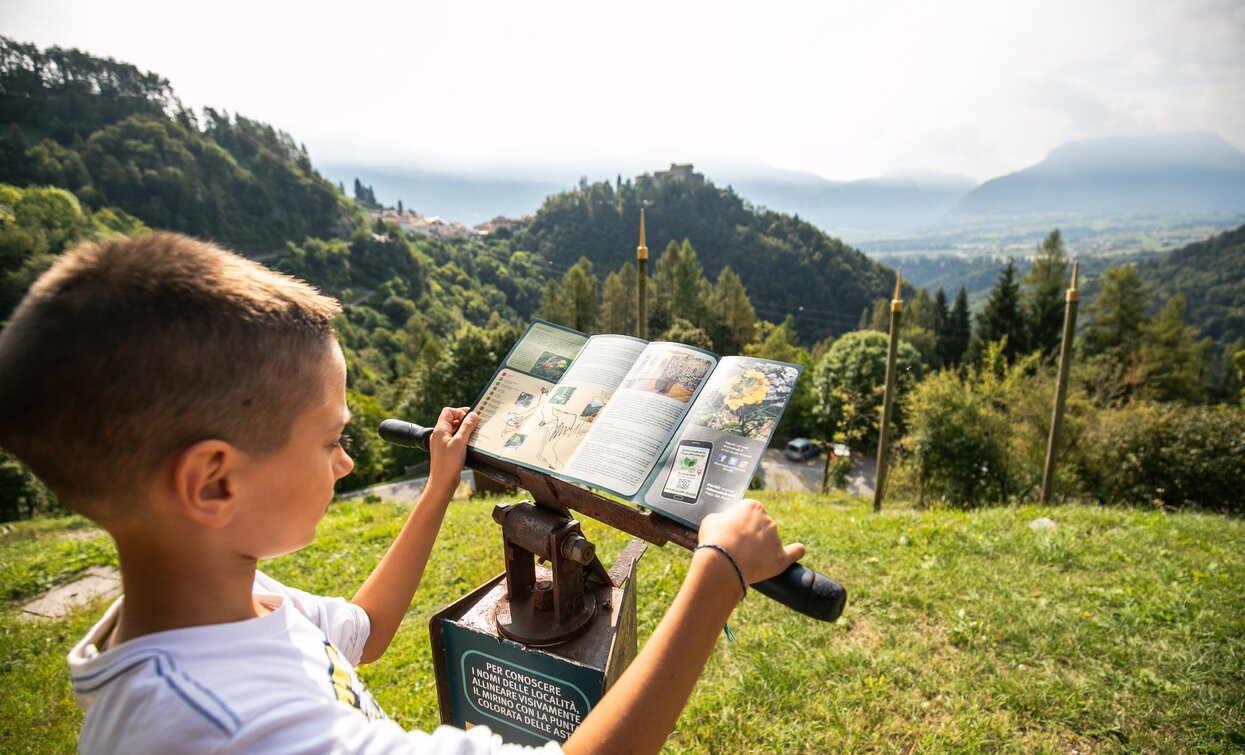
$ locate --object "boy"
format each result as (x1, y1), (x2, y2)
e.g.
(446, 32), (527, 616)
(0, 232), (805, 753)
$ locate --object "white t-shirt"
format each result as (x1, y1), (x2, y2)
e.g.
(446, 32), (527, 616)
(67, 572), (563, 754)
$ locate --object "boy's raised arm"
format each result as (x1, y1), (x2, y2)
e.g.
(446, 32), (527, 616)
(352, 406), (479, 664)
(562, 499), (805, 755)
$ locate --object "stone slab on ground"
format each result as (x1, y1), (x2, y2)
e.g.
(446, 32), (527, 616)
(20, 565), (121, 621)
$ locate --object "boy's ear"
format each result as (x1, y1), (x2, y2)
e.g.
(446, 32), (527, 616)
(171, 440), (241, 527)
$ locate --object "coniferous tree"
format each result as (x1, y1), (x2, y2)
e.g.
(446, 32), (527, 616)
(1235, 348), (1245, 407)
(1025, 229), (1069, 357)
(706, 266), (757, 354)
(561, 256), (599, 333)
(744, 316), (805, 363)
(1138, 294), (1210, 403)
(601, 270), (630, 335)
(1083, 265), (1149, 360)
(536, 278), (571, 326)
(907, 288), (934, 329)
(972, 259), (1026, 362)
(1080, 265), (1151, 404)
(931, 288), (951, 368)
(352, 180), (377, 207)
(0, 124), (33, 183)
(945, 287), (972, 367)
(648, 240), (680, 336)
(857, 306), (871, 331)
(900, 288), (938, 368)
(865, 298), (890, 333)
(650, 239), (709, 335)
(619, 261), (639, 331)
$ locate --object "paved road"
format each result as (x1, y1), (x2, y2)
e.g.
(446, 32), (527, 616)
(340, 470), (474, 503)
(758, 449), (876, 497)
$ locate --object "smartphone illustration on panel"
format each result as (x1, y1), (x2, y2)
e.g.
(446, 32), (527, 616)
(660, 439), (713, 503)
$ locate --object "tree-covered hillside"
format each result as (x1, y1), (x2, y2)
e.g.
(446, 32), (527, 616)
(0, 36), (347, 253)
(1135, 224), (1245, 346)
(517, 172), (897, 343)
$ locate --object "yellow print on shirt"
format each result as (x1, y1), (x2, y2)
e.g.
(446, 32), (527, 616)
(322, 640), (385, 720)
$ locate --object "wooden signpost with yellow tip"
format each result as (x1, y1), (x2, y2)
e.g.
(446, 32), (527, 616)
(636, 209), (648, 340)
(873, 271), (903, 513)
(1040, 259), (1080, 503)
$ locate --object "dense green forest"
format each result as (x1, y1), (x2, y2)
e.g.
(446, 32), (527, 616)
(1134, 223), (1245, 345)
(1, 37), (1242, 521)
(0, 36), (345, 252)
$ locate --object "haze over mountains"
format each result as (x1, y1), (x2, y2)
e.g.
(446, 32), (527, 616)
(327, 131), (1245, 240)
(954, 132), (1245, 219)
(318, 164), (566, 226)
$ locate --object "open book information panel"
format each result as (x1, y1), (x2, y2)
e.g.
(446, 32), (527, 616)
(467, 320), (801, 529)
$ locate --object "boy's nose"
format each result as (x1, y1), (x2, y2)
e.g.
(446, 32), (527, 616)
(336, 451), (355, 479)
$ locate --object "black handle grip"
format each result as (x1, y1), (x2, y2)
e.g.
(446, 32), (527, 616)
(753, 563), (847, 622)
(378, 418), (434, 450)
(375, 418), (846, 622)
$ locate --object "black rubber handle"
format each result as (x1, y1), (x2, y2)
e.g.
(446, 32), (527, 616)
(753, 563), (847, 622)
(378, 418), (434, 450)
(376, 418), (846, 622)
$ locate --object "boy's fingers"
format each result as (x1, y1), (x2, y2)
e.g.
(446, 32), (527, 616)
(784, 542), (807, 563)
(450, 411), (479, 441)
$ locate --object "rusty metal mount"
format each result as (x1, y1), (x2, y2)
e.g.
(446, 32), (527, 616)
(491, 501), (606, 646)
(468, 449), (698, 552)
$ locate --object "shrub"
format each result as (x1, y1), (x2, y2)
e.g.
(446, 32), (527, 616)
(901, 367), (1012, 507)
(1074, 402), (1245, 513)
(899, 342), (1089, 507)
(827, 455), (853, 490)
(0, 449), (62, 522)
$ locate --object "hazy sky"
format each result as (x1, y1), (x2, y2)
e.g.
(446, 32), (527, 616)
(3, 0), (1243, 182)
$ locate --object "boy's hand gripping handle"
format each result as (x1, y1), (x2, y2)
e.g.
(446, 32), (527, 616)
(376, 419), (846, 622)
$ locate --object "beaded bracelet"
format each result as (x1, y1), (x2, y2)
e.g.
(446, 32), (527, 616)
(695, 543), (748, 599)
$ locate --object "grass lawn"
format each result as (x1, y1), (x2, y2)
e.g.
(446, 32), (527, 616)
(2, 492), (1242, 753)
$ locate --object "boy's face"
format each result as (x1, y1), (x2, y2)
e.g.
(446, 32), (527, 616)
(229, 343), (354, 560)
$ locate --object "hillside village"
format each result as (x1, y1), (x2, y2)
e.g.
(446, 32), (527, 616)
(367, 207), (528, 240)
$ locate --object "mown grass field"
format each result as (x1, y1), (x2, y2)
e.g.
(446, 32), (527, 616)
(2, 492), (1242, 753)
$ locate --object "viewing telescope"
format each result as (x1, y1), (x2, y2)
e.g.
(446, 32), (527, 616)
(378, 418), (846, 622)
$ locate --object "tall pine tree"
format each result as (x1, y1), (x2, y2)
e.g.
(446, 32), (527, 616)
(931, 288), (951, 368)
(706, 266), (757, 354)
(972, 260), (1026, 362)
(1139, 294), (1209, 403)
(944, 287), (972, 368)
(1080, 265), (1151, 404)
(1024, 229), (1069, 357)
(1083, 265), (1149, 361)
(561, 257), (599, 333)
(601, 262), (638, 335)
(650, 239), (709, 335)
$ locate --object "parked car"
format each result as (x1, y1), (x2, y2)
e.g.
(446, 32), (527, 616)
(785, 438), (820, 461)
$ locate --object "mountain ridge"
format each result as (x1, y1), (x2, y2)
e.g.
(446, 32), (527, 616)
(953, 132), (1245, 219)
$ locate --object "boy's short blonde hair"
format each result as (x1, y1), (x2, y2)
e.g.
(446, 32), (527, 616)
(0, 232), (342, 519)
